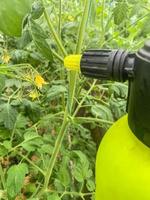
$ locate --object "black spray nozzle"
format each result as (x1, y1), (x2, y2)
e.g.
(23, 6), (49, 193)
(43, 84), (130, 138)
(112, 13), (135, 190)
(80, 49), (135, 82)
(64, 41), (150, 147)
(81, 40), (150, 147)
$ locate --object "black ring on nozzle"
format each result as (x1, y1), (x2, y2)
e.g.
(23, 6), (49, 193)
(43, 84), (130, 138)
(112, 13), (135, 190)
(80, 49), (135, 82)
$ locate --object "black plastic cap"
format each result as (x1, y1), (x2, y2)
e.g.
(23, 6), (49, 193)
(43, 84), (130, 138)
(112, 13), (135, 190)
(80, 49), (135, 82)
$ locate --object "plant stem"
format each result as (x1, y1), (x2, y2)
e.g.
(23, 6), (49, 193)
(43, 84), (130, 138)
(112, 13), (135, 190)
(51, 50), (64, 62)
(47, 189), (95, 197)
(18, 152), (45, 176)
(75, 117), (113, 125)
(43, 111), (69, 191)
(42, 0), (67, 57)
(102, 12), (150, 47)
(0, 164), (6, 189)
(58, 0), (62, 36)
(100, 0), (105, 46)
(68, 0), (91, 114)
(73, 80), (97, 117)
(75, 0), (90, 53)
(39, 0), (91, 194)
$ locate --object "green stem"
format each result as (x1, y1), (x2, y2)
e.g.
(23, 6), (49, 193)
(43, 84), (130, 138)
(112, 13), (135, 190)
(43, 111), (69, 191)
(75, 0), (90, 53)
(46, 189), (94, 197)
(58, 0), (62, 36)
(75, 117), (113, 125)
(0, 164), (6, 189)
(100, 0), (105, 46)
(68, 0), (91, 114)
(18, 152), (45, 176)
(52, 50), (64, 62)
(73, 80), (96, 117)
(42, 0), (67, 57)
(39, 0), (91, 195)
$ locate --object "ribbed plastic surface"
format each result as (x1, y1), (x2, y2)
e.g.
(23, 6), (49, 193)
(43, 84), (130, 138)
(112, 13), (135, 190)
(80, 50), (114, 79)
(80, 49), (134, 82)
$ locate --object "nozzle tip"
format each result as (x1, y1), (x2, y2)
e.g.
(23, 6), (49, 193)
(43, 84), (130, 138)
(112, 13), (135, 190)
(64, 55), (82, 71)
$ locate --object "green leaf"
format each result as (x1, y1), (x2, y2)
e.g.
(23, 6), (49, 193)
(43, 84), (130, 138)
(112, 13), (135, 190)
(73, 151), (92, 182)
(47, 85), (67, 100)
(0, 144), (8, 157)
(15, 114), (29, 129)
(18, 29), (32, 49)
(0, 0), (33, 37)
(0, 128), (11, 140)
(86, 178), (95, 192)
(21, 131), (43, 152)
(113, 1), (129, 25)
(30, 20), (53, 61)
(38, 144), (54, 155)
(23, 99), (41, 123)
(141, 16), (150, 35)
(47, 193), (61, 200)
(31, 0), (44, 20)
(24, 183), (37, 194)
(91, 104), (114, 122)
(5, 79), (22, 88)
(110, 98), (126, 119)
(1, 104), (18, 130)
(6, 163), (28, 199)
(109, 83), (127, 119)
(3, 140), (12, 150)
(109, 82), (128, 98)
(58, 156), (71, 187)
(0, 76), (5, 95)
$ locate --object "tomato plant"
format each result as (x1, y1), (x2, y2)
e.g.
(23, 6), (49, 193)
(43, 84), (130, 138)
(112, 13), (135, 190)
(0, 0), (150, 199)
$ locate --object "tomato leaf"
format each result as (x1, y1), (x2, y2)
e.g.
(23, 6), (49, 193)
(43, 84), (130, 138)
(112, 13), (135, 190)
(21, 131), (43, 152)
(30, 20), (53, 61)
(0, 0), (33, 37)
(6, 163), (28, 199)
(1, 104), (18, 130)
(31, 0), (44, 20)
(113, 1), (129, 25)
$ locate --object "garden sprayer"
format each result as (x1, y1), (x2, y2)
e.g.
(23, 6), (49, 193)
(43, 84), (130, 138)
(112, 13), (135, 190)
(64, 40), (150, 200)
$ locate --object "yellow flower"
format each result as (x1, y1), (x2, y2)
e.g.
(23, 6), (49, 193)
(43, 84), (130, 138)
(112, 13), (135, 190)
(34, 74), (47, 89)
(29, 91), (40, 100)
(2, 50), (11, 64)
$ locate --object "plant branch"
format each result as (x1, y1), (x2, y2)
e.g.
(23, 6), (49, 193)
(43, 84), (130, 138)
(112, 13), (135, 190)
(68, 0), (91, 114)
(102, 12), (150, 47)
(100, 0), (105, 46)
(75, 117), (113, 125)
(42, 0), (67, 57)
(42, 111), (69, 191)
(0, 163), (6, 189)
(38, 0), (91, 195)
(73, 80), (97, 117)
(18, 152), (45, 176)
(52, 50), (64, 62)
